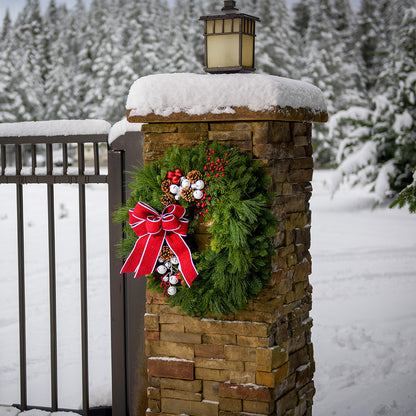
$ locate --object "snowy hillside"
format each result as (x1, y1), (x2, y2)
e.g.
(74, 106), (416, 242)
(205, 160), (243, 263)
(0, 170), (415, 415)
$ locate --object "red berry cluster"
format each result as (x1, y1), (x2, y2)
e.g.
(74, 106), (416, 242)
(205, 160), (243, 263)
(199, 148), (230, 217)
(167, 168), (183, 184)
(154, 271), (182, 297)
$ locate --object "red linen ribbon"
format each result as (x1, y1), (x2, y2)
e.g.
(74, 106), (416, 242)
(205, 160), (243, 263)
(120, 202), (198, 287)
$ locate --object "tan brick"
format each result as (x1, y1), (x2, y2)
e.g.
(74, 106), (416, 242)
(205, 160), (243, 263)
(160, 331), (201, 344)
(148, 357), (194, 380)
(220, 397), (242, 412)
(288, 168), (313, 183)
(286, 212), (309, 230)
(236, 335), (273, 348)
(202, 333), (237, 345)
(219, 382), (272, 402)
(292, 122), (308, 136)
(276, 389), (298, 415)
(146, 340), (194, 360)
(209, 130), (252, 142)
(161, 388), (202, 401)
(256, 362), (289, 388)
(160, 322), (184, 332)
(147, 387), (160, 400)
(141, 123), (178, 133)
(195, 358), (244, 371)
(195, 367), (230, 382)
(203, 380), (219, 401)
(159, 313), (184, 324)
(229, 370), (256, 384)
(195, 344), (225, 359)
(224, 345), (256, 362)
(256, 344), (289, 372)
(243, 399), (275, 414)
(177, 123), (209, 133)
(209, 122), (252, 131)
(144, 314), (159, 331)
(161, 398), (219, 416)
(145, 331), (160, 341)
(233, 310), (276, 324)
(293, 135), (310, 146)
(147, 399), (160, 413)
(160, 378), (202, 393)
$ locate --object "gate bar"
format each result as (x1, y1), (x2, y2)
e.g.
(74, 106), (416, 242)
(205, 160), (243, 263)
(15, 144), (27, 410)
(46, 143), (58, 411)
(78, 143), (90, 415)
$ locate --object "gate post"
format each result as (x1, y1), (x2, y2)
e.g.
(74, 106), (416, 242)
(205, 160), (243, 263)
(108, 131), (146, 416)
(125, 73), (327, 416)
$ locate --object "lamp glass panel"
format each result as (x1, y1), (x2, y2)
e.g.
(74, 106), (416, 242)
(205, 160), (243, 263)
(233, 18), (241, 32)
(206, 20), (214, 34)
(242, 34), (254, 67)
(224, 19), (232, 33)
(207, 34), (240, 68)
(215, 19), (223, 33)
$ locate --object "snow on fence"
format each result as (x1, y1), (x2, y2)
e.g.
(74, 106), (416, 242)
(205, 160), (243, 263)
(0, 120), (144, 416)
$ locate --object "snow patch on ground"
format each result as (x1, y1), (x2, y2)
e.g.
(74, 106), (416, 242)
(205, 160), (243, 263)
(126, 73), (327, 117)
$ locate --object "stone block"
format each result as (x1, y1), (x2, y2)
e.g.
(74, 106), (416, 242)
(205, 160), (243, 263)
(256, 362), (289, 388)
(287, 169), (313, 183)
(224, 345), (256, 362)
(220, 397), (243, 412)
(256, 344), (289, 372)
(161, 398), (219, 416)
(293, 135), (309, 146)
(161, 387), (202, 401)
(146, 340), (194, 360)
(160, 331), (202, 344)
(292, 123), (308, 136)
(148, 357), (194, 380)
(145, 331), (160, 341)
(203, 380), (219, 401)
(270, 122), (291, 143)
(229, 370), (256, 384)
(219, 382), (272, 402)
(195, 367), (230, 382)
(286, 213), (309, 230)
(243, 399), (275, 414)
(202, 333), (237, 345)
(144, 314), (159, 331)
(289, 346), (310, 374)
(141, 123), (178, 133)
(276, 389), (298, 415)
(147, 399), (160, 413)
(195, 344), (225, 359)
(160, 378), (202, 393)
(195, 358), (244, 371)
(236, 335), (273, 348)
(147, 387), (160, 400)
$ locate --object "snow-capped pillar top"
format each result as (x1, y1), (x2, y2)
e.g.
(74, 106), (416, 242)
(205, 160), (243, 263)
(125, 73), (328, 124)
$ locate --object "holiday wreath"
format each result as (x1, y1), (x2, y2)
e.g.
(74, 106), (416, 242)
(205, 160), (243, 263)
(115, 141), (277, 317)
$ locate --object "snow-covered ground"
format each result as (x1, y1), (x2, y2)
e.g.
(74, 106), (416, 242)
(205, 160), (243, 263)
(0, 170), (415, 415)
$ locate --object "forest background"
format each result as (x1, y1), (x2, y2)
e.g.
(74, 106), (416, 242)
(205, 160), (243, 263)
(0, 0), (415, 206)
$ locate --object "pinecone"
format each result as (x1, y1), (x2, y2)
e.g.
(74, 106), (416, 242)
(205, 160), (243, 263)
(187, 170), (203, 183)
(161, 179), (172, 193)
(181, 187), (195, 202)
(159, 245), (174, 261)
(161, 193), (175, 206)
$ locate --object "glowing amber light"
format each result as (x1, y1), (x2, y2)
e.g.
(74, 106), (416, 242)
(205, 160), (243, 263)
(200, 1), (260, 73)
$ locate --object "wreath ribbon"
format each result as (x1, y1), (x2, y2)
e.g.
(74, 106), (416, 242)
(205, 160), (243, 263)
(120, 201), (198, 287)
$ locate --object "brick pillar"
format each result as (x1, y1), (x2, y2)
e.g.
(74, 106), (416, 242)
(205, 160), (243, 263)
(139, 118), (317, 416)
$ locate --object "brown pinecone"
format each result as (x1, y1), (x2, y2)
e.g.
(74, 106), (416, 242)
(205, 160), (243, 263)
(187, 170), (203, 183)
(159, 245), (174, 261)
(161, 193), (175, 206)
(181, 187), (195, 202)
(161, 179), (172, 193)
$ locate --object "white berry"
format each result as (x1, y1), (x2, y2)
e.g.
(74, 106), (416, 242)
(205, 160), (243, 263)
(193, 190), (203, 200)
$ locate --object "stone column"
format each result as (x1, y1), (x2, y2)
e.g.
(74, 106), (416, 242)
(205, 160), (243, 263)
(126, 74), (327, 416)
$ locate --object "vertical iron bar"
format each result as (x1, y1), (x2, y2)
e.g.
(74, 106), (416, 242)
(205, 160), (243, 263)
(16, 144), (27, 410)
(46, 143), (58, 411)
(63, 143), (68, 175)
(78, 143), (89, 415)
(31, 145), (36, 175)
(1, 144), (6, 175)
(93, 143), (99, 175)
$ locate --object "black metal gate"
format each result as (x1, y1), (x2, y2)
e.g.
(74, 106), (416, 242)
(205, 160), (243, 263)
(0, 121), (145, 415)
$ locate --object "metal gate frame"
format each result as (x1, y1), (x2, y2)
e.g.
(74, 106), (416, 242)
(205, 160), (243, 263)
(0, 125), (145, 415)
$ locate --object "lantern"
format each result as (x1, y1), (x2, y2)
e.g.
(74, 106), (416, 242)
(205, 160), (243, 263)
(200, 0), (260, 73)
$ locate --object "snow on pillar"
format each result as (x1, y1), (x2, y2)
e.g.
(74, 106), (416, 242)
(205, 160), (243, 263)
(126, 73), (327, 416)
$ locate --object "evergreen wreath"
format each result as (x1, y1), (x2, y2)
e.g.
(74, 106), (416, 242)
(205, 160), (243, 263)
(115, 141), (277, 317)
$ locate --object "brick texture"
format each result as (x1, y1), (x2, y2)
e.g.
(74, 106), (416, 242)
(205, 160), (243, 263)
(142, 119), (317, 415)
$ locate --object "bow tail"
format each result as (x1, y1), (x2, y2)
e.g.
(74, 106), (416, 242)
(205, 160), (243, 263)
(166, 233), (198, 287)
(121, 232), (165, 277)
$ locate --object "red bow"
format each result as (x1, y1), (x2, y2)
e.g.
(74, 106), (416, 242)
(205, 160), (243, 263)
(120, 202), (198, 287)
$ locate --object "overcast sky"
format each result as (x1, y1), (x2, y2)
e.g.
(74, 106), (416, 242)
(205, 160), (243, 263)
(1, 0), (360, 22)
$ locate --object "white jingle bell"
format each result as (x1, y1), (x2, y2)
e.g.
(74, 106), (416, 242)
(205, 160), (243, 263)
(157, 265), (167, 274)
(169, 184), (180, 194)
(192, 180), (205, 190)
(181, 178), (191, 189)
(171, 256), (179, 265)
(167, 286), (177, 296)
(193, 190), (203, 200)
(158, 257), (164, 263)
(164, 261), (171, 268)
(162, 275), (169, 282)
(174, 194), (181, 200)
(169, 275), (179, 285)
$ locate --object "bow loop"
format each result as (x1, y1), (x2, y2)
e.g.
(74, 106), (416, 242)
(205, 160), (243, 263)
(121, 202), (198, 287)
